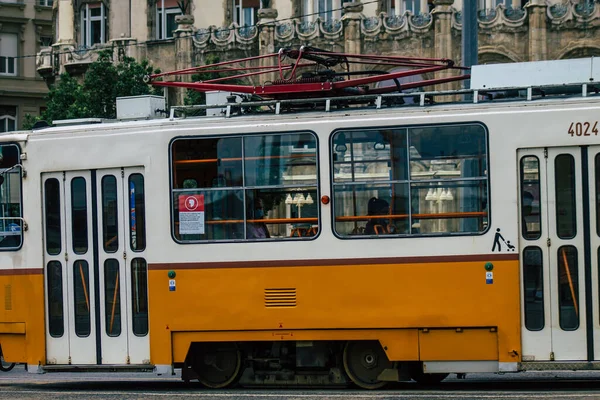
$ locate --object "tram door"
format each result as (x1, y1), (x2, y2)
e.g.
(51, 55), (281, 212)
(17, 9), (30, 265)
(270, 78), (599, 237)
(43, 168), (149, 366)
(519, 147), (600, 362)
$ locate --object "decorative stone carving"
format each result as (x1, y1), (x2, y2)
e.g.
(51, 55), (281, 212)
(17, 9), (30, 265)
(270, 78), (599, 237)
(257, 8), (278, 20)
(504, 6), (526, 22)
(411, 13), (432, 28)
(547, 1), (600, 27)
(343, 2), (364, 14)
(175, 14), (195, 26)
(384, 14), (406, 30)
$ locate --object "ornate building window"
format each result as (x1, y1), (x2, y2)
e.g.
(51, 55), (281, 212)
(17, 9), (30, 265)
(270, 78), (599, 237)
(384, 0), (432, 16)
(478, 0), (521, 9)
(80, 2), (107, 47)
(0, 107), (17, 133)
(233, 0), (260, 27)
(39, 0), (53, 6)
(0, 33), (18, 76)
(156, 0), (181, 40)
(303, 0), (347, 21)
(402, 0), (421, 14)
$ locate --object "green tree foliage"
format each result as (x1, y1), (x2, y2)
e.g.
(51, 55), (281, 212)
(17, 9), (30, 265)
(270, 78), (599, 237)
(184, 54), (223, 109)
(23, 50), (161, 128)
(40, 73), (87, 122)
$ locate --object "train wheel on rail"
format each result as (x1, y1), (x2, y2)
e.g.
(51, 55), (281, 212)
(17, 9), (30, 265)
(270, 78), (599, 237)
(0, 348), (15, 372)
(342, 341), (394, 389)
(409, 362), (448, 385)
(190, 342), (243, 389)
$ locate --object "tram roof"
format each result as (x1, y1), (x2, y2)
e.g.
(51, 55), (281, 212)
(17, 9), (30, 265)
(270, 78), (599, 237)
(5, 81), (600, 143)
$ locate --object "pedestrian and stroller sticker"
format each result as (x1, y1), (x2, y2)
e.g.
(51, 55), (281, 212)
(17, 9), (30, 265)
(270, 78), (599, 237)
(491, 228), (515, 252)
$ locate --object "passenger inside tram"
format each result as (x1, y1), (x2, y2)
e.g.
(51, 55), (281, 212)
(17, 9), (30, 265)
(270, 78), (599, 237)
(365, 197), (393, 235)
(246, 197), (270, 239)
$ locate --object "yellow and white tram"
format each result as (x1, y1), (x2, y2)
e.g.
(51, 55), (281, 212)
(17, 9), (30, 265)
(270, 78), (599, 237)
(0, 57), (599, 388)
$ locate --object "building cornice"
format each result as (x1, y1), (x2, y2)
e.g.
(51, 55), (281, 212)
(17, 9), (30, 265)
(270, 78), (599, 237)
(0, 2), (26, 11)
(0, 16), (29, 24)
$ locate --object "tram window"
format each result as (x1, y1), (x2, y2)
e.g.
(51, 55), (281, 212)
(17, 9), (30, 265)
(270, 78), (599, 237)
(73, 260), (91, 337)
(170, 132), (319, 242)
(595, 153), (600, 237)
(131, 258), (148, 336)
(104, 259), (121, 337)
(44, 178), (61, 255)
(47, 261), (64, 338)
(172, 137), (243, 188)
(332, 124), (488, 237)
(520, 156), (541, 240)
(102, 175), (119, 253)
(523, 246), (544, 331)
(0, 144), (23, 250)
(555, 154), (577, 239)
(557, 245), (579, 331)
(71, 177), (88, 254)
(129, 174), (146, 251)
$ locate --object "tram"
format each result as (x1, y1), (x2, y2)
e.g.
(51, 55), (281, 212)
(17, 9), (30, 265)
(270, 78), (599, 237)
(0, 54), (599, 388)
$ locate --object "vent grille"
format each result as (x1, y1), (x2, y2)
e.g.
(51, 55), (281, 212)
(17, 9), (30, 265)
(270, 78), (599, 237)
(4, 284), (12, 311)
(265, 288), (296, 308)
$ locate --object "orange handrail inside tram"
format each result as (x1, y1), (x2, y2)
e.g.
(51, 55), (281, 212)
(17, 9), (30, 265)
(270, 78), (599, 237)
(79, 261), (90, 312)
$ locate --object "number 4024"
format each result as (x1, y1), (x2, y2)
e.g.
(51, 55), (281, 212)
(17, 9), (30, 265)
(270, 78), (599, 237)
(568, 121), (599, 136)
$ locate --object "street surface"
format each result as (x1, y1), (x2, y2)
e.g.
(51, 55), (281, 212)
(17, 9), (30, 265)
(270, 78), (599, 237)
(3, 365), (600, 399)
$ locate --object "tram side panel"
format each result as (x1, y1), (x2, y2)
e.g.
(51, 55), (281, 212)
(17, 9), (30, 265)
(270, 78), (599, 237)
(147, 252), (521, 367)
(0, 267), (45, 365)
(0, 165), (47, 367)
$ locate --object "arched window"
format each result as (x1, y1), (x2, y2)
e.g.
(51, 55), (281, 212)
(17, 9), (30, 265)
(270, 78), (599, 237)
(0, 106), (17, 133)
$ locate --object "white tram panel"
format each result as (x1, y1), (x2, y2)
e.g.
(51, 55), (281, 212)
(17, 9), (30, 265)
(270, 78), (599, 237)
(22, 97), (600, 268)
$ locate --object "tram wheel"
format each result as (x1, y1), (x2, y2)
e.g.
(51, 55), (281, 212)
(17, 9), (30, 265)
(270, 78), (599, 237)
(409, 362), (448, 385)
(342, 340), (394, 389)
(190, 342), (243, 389)
(0, 351), (15, 372)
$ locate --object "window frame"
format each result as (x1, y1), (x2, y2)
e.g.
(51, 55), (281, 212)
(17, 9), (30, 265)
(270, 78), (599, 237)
(0, 142), (23, 251)
(233, 0), (260, 27)
(44, 177), (62, 255)
(402, 0), (421, 14)
(329, 122), (490, 240)
(520, 155), (542, 240)
(169, 130), (321, 244)
(0, 114), (17, 133)
(38, 0), (54, 6)
(131, 257), (149, 337)
(47, 260), (64, 338)
(0, 33), (18, 77)
(80, 2), (107, 48)
(156, 0), (182, 40)
(303, 0), (338, 21)
(522, 245), (544, 331)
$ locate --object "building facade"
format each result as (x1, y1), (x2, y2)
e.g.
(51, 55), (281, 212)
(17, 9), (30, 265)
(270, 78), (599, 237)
(36, 0), (600, 105)
(0, 0), (53, 131)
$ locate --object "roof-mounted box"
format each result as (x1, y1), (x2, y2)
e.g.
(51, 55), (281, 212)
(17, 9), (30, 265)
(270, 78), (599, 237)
(116, 95), (166, 120)
(471, 57), (600, 90)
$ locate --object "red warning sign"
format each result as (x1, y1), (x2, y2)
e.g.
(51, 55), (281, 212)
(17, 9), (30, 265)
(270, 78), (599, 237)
(179, 195), (205, 212)
(178, 194), (205, 234)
